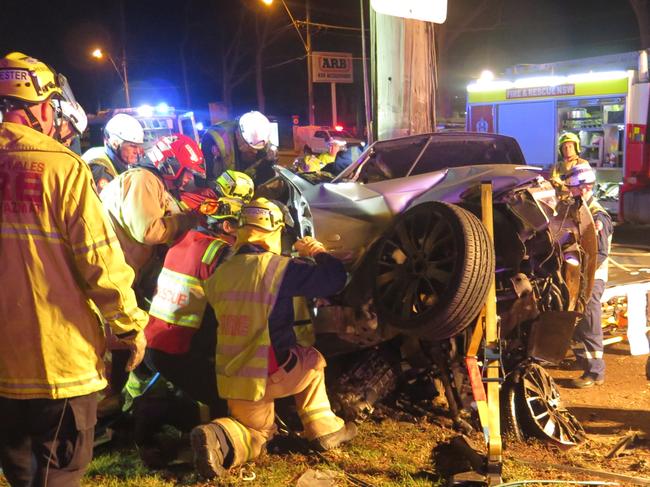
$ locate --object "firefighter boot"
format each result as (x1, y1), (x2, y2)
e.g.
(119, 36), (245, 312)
(309, 422), (357, 452)
(190, 423), (227, 479)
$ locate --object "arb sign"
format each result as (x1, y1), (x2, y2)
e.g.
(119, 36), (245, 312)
(312, 51), (353, 84)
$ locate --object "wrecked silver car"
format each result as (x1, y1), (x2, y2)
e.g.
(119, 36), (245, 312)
(257, 132), (597, 447)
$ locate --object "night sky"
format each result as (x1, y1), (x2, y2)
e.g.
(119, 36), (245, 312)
(0, 0), (641, 128)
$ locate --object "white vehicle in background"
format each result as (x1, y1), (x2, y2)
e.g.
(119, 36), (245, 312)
(293, 124), (365, 153)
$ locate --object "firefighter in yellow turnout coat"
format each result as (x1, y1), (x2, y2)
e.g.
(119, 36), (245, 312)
(0, 52), (148, 486)
(191, 198), (356, 478)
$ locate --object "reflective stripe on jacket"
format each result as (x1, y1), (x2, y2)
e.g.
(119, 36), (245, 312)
(0, 122), (148, 399)
(587, 197), (612, 283)
(205, 251), (289, 401)
(82, 145), (118, 177)
(204, 128), (236, 171)
(146, 231), (228, 354)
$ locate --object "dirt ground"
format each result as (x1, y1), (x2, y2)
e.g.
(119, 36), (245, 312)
(493, 338), (650, 486)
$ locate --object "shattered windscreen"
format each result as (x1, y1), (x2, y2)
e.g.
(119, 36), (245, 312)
(338, 133), (527, 183)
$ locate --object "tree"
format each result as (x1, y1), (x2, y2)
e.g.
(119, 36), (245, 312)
(629, 0), (650, 48)
(435, 0), (504, 119)
(251, 4), (292, 113)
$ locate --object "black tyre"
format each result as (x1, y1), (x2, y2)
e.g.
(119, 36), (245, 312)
(513, 363), (586, 448)
(373, 202), (494, 339)
(500, 377), (525, 445)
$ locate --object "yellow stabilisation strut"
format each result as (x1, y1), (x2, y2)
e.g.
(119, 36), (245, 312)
(465, 182), (502, 485)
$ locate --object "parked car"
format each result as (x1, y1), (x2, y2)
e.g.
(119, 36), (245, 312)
(293, 125), (365, 153)
(257, 131), (597, 447)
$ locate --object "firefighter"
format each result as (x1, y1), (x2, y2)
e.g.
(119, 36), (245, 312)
(100, 133), (203, 283)
(550, 132), (588, 184)
(294, 138), (346, 174)
(99, 134), (203, 413)
(144, 196), (245, 414)
(215, 169), (255, 202)
(190, 198), (356, 479)
(178, 169), (254, 214)
(129, 197), (245, 468)
(201, 111), (276, 184)
(82, 113), (145, 192)
(0, 52), (148, 486)
(565, 163), (612, 388)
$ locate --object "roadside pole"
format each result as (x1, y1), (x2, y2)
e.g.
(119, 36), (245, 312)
(331, 82), (337, 126)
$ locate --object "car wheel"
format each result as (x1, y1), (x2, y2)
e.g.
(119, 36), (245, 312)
(513, 363), (586, 447)
(500, 377), (524, 445)
(373, 202), (494, 339)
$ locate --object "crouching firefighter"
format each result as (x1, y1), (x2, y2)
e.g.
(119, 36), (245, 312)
(129, 197), (244, 467)
(190, 198), (357, 479)
(144, 197), (246, 414)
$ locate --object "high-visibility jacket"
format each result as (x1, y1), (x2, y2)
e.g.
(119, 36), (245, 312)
(550, 155), (588, 183)
(146, 230), (229, 354)
(0, 122), (148, 400)
(295, 152), (335, 173)
(204, 251), (289, 401)
(100, 167), (194, 276)
(202, 128), (236, 179)
(81, 145), (124, 191)
(587, 196), (612, 283)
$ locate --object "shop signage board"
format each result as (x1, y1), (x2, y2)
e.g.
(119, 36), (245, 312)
(312, 52), (353, 84)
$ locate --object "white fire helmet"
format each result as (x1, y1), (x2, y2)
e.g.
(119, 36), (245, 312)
(564, 162), (596, 187)
(104, 113), (144, 150)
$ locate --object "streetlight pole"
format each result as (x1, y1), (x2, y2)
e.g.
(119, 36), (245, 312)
(91, 48), (131, 108)
(264, 0), (314, 125)
(306, 0), (314, 125)
(119, 0), (131, 108)
(121, 55), (131, 108)
(360, 0), (373, 143)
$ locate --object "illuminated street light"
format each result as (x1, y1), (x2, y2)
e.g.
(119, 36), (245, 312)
(91, 47), (131, 108)
(479, 69), (495, 82)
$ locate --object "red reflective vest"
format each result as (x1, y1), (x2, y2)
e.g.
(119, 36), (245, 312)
(146, 229), (229, 354)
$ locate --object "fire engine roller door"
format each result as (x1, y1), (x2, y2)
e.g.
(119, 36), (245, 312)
(497, 101), (556, 167)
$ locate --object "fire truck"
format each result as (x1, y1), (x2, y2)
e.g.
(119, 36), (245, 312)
(82, 104), (200, 152)
(466, 49), (650, 224)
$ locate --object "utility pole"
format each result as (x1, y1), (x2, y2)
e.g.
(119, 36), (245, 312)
(119, 0), (131, 107)
(306, 0), (315, 125)
(360, 0), (373, 143)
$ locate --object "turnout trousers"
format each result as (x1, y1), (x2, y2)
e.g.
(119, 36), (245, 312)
(213, 346), (344, 468)
(573, 279), (606, 380)
(0, 393), (97, 487)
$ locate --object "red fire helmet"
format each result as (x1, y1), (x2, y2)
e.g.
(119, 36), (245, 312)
(145, 133), (206, 181)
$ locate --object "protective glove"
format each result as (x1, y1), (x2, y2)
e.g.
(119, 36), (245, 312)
(294, 236), (327, 258)
(118, 330), (147, 372)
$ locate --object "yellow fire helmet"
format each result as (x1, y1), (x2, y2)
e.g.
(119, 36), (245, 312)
(0, 52), (87, 135)
(239, 197), (285, 232)
(558, 132), (581, 154)
(216, 170), (255, 203)
(200, 196), (244, 222)
(0, 52), (63, 104)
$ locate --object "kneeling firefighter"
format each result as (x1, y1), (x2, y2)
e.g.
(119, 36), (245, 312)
(132, 197), (245, 468)
(190, 198), (357, 479)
